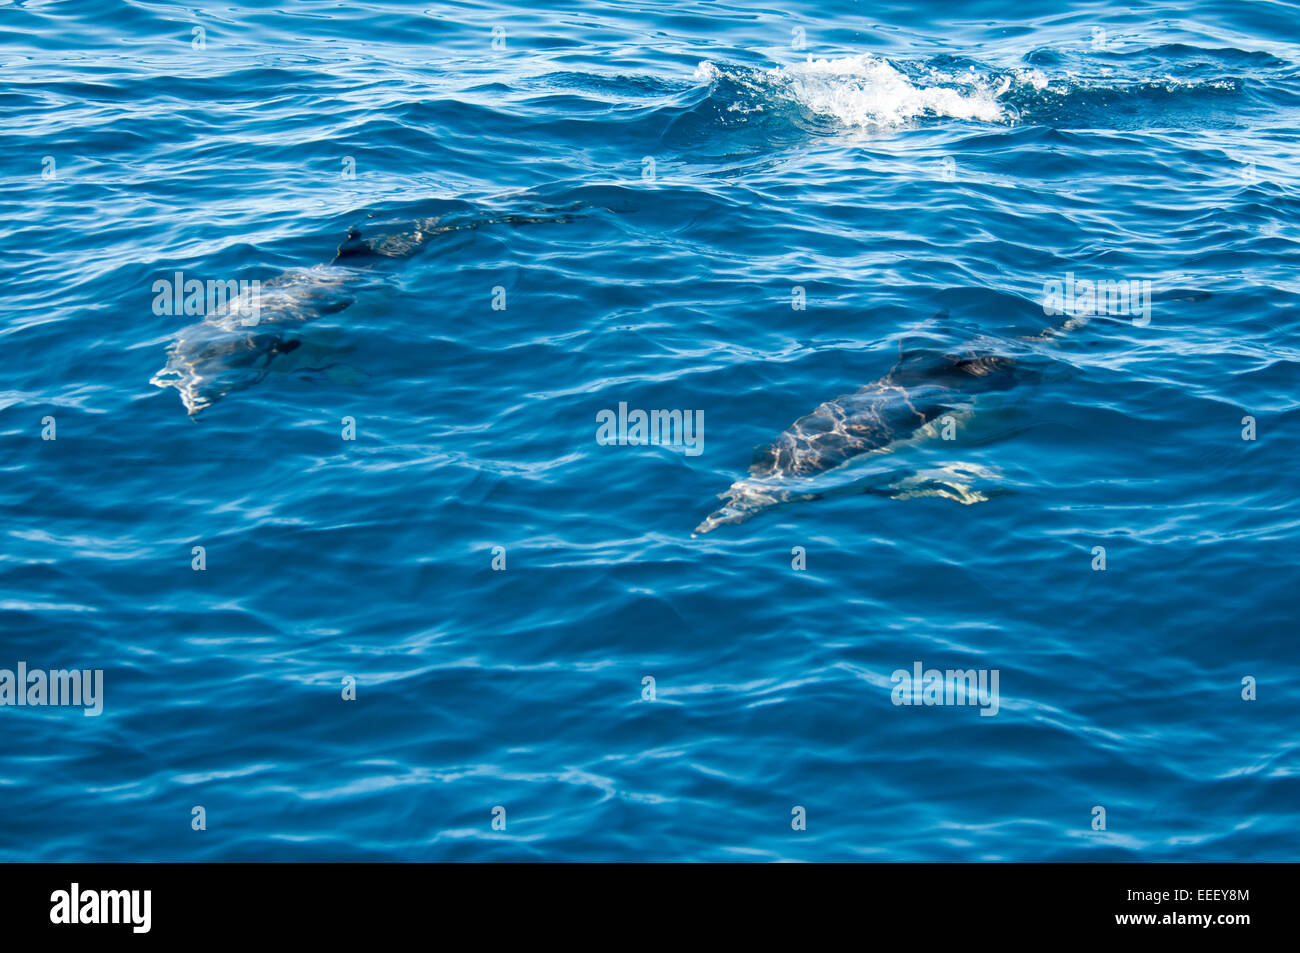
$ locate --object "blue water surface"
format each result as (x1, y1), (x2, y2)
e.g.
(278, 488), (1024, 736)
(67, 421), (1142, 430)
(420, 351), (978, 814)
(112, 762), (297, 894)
(1, 0), (1298, 861)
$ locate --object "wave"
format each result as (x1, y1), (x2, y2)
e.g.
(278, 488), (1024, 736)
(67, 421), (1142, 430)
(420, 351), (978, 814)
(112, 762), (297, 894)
(694, 55), (1012, 128)
(690, 50), (1254, 132)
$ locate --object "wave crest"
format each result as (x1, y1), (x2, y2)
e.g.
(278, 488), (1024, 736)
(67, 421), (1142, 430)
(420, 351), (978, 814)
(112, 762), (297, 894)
(693, 51), (1249, 132)
(695, 54), (1011, 128)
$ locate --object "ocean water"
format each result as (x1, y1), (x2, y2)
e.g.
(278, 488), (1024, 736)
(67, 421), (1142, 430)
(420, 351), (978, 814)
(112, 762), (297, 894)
(1, 0), (1297, 862)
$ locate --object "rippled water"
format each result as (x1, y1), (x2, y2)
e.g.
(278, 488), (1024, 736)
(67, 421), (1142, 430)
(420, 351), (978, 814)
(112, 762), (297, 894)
(1, 0), (1297, 861)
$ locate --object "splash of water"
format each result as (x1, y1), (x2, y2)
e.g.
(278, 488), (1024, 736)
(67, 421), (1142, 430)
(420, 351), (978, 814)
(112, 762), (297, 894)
(696, 54), (1012, 128)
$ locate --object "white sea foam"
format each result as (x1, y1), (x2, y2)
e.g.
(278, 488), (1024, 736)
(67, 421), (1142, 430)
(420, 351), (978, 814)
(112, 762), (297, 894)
(696, 54), (1012, 128)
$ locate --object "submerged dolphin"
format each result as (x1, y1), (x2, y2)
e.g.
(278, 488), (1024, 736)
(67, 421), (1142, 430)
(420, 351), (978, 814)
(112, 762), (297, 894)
(695, 284), (1215, 533)
(151, 208), (577, 415)
(693, 336), (1038, 535)
(148, 265), (361, 416)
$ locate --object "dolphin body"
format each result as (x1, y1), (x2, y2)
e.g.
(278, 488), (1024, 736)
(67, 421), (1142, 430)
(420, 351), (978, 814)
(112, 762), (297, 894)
(694, 284), (1217, 534)
(693, 340), (1037, 535)
(151, 208), (575, 416)
(148, 264), (363, 416)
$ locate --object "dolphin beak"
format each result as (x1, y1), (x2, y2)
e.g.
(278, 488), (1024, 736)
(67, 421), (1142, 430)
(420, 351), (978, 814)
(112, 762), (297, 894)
(692, 498), (753, 536)
(693, 478), (813, 537)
